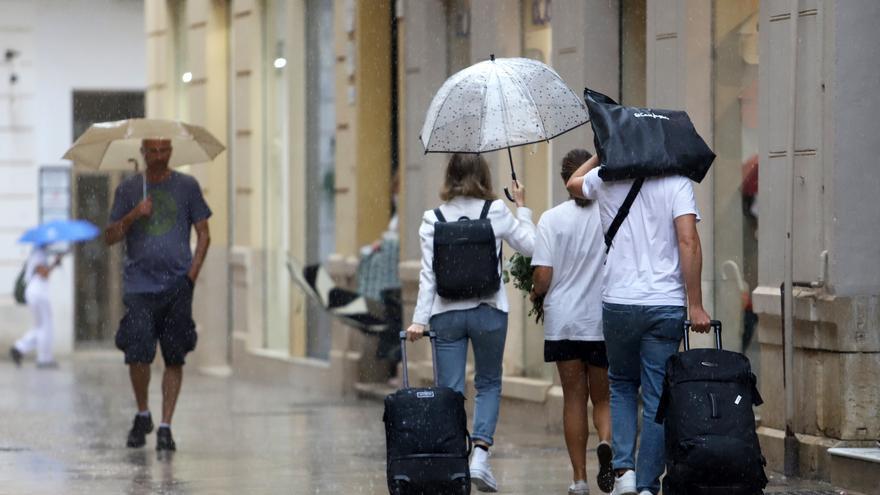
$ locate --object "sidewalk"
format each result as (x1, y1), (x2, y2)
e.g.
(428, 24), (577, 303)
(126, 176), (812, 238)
(0, 350), (860, 494)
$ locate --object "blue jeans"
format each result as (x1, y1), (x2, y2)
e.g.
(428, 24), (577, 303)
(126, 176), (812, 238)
(430, 304), (508, 446)
(602, 303), (685, 495)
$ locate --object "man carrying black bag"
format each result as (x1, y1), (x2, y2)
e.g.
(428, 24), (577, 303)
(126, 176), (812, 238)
(656, 321), (768, 494)
(566, 89), (712, 495)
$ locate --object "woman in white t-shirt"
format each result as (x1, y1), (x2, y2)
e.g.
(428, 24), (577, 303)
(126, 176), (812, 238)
(530, 149), (613, 495)
(10, 243), (63, 368)
(406, 153), (535, 493)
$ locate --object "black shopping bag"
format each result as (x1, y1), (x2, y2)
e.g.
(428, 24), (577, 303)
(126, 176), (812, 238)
(585, 88), (715, 183)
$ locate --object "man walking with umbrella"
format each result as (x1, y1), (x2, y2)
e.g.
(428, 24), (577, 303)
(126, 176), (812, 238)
(104, 138), (212, 451)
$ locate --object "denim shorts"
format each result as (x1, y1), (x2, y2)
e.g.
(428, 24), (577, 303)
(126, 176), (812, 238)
(115, 276), (198, 365)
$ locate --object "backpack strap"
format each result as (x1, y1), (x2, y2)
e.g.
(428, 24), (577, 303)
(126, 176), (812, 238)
(433, 207), (447, 223)
(604, 177), (645, 254)
(479, 200), (492, 219)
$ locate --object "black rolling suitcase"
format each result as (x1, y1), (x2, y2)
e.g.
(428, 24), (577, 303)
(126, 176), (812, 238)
(656, 321), (768, 495)
(383, 331), (472, 495)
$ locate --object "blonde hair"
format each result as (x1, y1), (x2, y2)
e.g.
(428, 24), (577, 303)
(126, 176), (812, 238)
(439, 153), (497, 202)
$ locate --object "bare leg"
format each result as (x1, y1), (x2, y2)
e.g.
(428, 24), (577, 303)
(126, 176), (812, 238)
(557, 360), (590, 482)
(587, 364), (612, 444)
(161, 365), (183, 425)
(129, 363), (151, 412)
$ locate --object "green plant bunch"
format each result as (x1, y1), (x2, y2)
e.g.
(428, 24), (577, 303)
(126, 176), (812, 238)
(502, 252), (544, 323)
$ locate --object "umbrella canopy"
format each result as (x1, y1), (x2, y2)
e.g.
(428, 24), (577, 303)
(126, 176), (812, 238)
(63, 118), (225, 170)
(420, 56), (589, 154)
(19, 219), (100, 245)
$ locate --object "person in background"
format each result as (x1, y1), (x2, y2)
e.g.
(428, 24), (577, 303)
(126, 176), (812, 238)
(104, 138), (211, 452)
(531, 149), (613, 495)
(10, 243), (64, 368)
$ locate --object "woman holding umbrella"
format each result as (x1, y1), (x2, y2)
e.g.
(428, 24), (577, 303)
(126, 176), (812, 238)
(9, 243), (64, 368)
(406, 153), (535, 493)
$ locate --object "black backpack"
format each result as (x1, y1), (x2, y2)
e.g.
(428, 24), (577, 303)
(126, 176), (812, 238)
(432, 200), (501, 301)
(656, 321), (768, 494)
(13, 263), (27, 305)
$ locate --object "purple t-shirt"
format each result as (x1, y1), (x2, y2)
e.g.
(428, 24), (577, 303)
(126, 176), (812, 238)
(110, 171), (211, 294)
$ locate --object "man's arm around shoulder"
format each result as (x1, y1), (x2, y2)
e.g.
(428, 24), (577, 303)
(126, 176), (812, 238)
(566, 155), (599, 199)
(675, 214), (711, 333)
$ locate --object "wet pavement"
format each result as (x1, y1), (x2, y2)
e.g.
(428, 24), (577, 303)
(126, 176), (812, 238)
(0, 350), (859, 494)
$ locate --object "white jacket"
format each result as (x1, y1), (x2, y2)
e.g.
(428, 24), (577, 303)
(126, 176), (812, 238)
(412, 197), (536, 325)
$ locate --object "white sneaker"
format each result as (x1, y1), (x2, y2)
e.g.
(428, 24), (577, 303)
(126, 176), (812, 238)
(470, 447), (498, 492)
(568, 479), (590, 494)
(638, 491), (653, 495)
(611, 470), (637, 495)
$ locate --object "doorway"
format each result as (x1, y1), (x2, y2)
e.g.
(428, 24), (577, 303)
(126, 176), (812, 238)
(71, 90), (144, 343)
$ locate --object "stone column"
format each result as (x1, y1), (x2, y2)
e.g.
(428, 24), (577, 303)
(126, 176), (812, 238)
(551, 0), (620, 203)
(467, 0), (531, 376)
(183, 0), (230, 371)
(753, 1), (880, 484)
(229, 0), (265, 354)
(396, 0), (449, 373)
(646, 0), (715, 346)
(333, 0), (393, 257)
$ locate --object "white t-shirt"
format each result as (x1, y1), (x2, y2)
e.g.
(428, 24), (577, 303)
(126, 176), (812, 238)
(581, 168), (700, 306)
(531, 200), (604, 341)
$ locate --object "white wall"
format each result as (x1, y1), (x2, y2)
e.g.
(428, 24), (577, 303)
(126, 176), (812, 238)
(0, 0), (145, 357)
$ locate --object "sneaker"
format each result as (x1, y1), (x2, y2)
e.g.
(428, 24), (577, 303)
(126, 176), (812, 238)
(611, 470), (636, 495)
(470, 447), (498, 492)
(568, 479), (590, 494)
(638, 491), (653, 495)
(156, 426), (176, 451)
(596, 441), (614, 493)
(9, 347), (22, 367)
(126, 413), (154, 448)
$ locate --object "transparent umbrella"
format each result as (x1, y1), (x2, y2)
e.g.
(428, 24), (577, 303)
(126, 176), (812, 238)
(420, 55), (589, 200)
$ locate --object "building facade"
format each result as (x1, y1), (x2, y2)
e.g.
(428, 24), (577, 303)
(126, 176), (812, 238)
(142, 1), (879, 491)
(1, 0), (146, 358)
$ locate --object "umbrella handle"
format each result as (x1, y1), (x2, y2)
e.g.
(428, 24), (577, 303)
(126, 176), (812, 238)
(504, 147), (518, 202)
(128, 159), (147, 201)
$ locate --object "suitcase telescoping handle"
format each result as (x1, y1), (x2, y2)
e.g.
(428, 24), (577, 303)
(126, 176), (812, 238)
(398, 330), (440, 389)
(683, 320), (723, 351)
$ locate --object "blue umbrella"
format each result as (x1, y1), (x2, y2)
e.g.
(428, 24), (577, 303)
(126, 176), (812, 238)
(19, 219), (100, 245)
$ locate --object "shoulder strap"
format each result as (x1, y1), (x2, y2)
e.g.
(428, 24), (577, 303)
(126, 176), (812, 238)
(604, 177), (645, 254)
(433, 207), (447, 223)
(479, 200), (492, 219)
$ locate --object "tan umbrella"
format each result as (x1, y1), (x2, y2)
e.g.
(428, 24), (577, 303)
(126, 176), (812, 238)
(63, 118), (226, 198)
